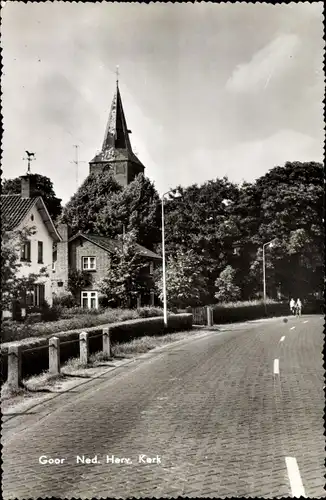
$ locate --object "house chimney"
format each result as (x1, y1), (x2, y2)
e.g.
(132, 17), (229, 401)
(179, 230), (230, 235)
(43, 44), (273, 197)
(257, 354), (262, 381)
(52, 223), (71, 294)
(20, 174), (38, 199)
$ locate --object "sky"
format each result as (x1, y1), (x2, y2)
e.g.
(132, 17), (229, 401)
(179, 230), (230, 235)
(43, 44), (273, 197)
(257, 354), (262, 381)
(1, 1), (324, 204)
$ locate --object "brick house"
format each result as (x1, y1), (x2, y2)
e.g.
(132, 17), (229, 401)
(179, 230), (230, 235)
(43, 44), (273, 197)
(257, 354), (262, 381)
(52, 224), (162, 308)
(1, 174), (62, 315)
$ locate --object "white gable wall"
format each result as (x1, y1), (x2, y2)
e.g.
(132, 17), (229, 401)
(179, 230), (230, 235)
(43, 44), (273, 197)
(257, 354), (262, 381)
(16, 204), (54, 306)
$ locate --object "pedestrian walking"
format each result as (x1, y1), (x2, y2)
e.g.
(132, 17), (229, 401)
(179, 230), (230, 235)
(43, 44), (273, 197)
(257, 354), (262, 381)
(289, 298), (295, 315)
(295, 298), (302, 317)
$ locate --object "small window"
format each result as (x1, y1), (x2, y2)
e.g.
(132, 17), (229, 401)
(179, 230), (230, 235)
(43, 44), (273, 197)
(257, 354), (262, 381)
(83, 256), (96, 271)
(81, 291), (98, 309)
(38, 241), (43, 263)
(21, 241), (31, 261)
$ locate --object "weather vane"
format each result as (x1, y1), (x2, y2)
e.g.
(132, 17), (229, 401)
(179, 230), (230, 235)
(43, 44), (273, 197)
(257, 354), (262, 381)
(23, 150), (36, 173)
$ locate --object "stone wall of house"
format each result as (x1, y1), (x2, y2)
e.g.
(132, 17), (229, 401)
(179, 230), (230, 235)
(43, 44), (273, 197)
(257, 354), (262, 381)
(51, 223), (70, 296)
(70, 238), (111, 290)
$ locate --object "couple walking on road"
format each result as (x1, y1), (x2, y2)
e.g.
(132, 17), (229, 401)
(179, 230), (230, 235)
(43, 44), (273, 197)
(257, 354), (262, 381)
(290, 298), (302, 317)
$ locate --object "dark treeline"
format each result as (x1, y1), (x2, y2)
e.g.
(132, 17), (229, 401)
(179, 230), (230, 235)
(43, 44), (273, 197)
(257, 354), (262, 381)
(3, 161), (323, 305)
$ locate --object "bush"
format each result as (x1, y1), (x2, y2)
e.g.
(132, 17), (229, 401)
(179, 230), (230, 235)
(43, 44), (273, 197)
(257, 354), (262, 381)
(136, 306), (164, 318)
(53, 293), (78, 308)
(59, 306), (104, 318)
(1, 307), (161, 342)
(212, 299), (288, 324)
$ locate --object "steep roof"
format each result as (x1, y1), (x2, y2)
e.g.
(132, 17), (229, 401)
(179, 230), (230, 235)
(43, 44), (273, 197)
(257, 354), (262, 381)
(69, 232), (161, 260)
(1, 194), (36, 230)
(1, 194), (61, 242)
(91, 84), (145, 169)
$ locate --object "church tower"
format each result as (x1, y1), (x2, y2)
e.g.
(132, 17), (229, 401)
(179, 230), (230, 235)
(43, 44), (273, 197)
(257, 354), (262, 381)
(89, 79), (145, 186)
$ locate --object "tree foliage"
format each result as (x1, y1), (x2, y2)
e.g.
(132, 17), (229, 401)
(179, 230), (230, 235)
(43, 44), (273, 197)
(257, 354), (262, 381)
(60, 171), (123, 234)
(159, 162), (323, 303)
(95, 173), (161, 249)
(100, 230), (154, 308)
(1, 224), (49, 313)
(68, 269), (92, 299)
(155, 248), (208, 309)
(162, 177), (240, 299)
(2, 174), (62, 221)
(214, 265), (241, 303)
(247, 161), (324, 298)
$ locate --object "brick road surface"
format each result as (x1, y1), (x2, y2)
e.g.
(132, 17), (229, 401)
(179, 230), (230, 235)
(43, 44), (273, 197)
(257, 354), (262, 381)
(2, 315), (324, 498)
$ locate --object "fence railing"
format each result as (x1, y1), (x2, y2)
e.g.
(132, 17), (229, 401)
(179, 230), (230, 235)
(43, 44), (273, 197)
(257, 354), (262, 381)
(6, 327), (112, 391)
(192, 306), (213, 326)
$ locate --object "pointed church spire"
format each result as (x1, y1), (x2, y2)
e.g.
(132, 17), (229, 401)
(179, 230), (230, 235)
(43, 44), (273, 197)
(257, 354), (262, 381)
(89, 74), (145, 185)
(101, 83), (133, 153)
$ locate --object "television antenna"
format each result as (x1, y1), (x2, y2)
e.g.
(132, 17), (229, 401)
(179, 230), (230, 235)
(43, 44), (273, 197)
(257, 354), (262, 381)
(70, 145), (87, 189)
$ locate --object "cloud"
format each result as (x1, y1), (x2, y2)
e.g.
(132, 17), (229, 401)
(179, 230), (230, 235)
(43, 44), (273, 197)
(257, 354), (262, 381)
(180, 129), (323, 187)
(226, 34), (301, 93)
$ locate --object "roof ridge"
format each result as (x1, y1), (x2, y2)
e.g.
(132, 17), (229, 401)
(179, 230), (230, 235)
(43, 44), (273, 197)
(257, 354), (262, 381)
(0, 193), (21, 197)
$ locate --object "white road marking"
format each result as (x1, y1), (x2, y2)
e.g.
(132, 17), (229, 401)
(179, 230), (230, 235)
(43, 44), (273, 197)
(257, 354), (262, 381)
(285, 456), (306, 497)
(273, 359), (279, 375)
(290, 326), (296, 330)
(303, 320), (308, 324)
(280, 336), (285, 342)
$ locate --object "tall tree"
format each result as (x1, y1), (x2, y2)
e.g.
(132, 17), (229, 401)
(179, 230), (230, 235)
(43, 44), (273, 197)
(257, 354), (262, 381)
(2, 174), (62, 221)
(247, 161), (324, 298)
(95, 174), (161, 250)
(155, 248), (209, 308)
(99, 230), (154, 308)
(59, 171), (123, 234)
(163, 177), (240, 300)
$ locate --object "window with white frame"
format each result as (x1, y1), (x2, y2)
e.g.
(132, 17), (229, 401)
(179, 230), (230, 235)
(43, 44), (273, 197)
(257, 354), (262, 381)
(82, 256), (96, 271)
(81, 291), (98, 309)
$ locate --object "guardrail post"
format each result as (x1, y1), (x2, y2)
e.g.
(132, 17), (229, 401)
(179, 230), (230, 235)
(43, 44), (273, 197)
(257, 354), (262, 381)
(207, 306), (213, 327)
(49, 336), (60, 375)
(8, 345), (22, 390)
(102, 327), (111, 357)
(80, 332), (89, 365)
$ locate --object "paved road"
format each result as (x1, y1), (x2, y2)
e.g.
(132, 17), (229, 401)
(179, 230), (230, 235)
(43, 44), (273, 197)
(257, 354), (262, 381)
(2, 315), (324, 498)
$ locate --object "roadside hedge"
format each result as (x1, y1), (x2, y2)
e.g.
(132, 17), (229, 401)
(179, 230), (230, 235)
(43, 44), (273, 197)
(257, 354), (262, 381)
(0, 313), (192, 382)
(1, 307), (164, 343)
(212, 300), (289, 324)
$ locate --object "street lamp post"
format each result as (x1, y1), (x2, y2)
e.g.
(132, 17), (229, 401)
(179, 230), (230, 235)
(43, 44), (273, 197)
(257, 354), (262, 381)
(161, 189), (181, 327)
(262, 239), (276, 310)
